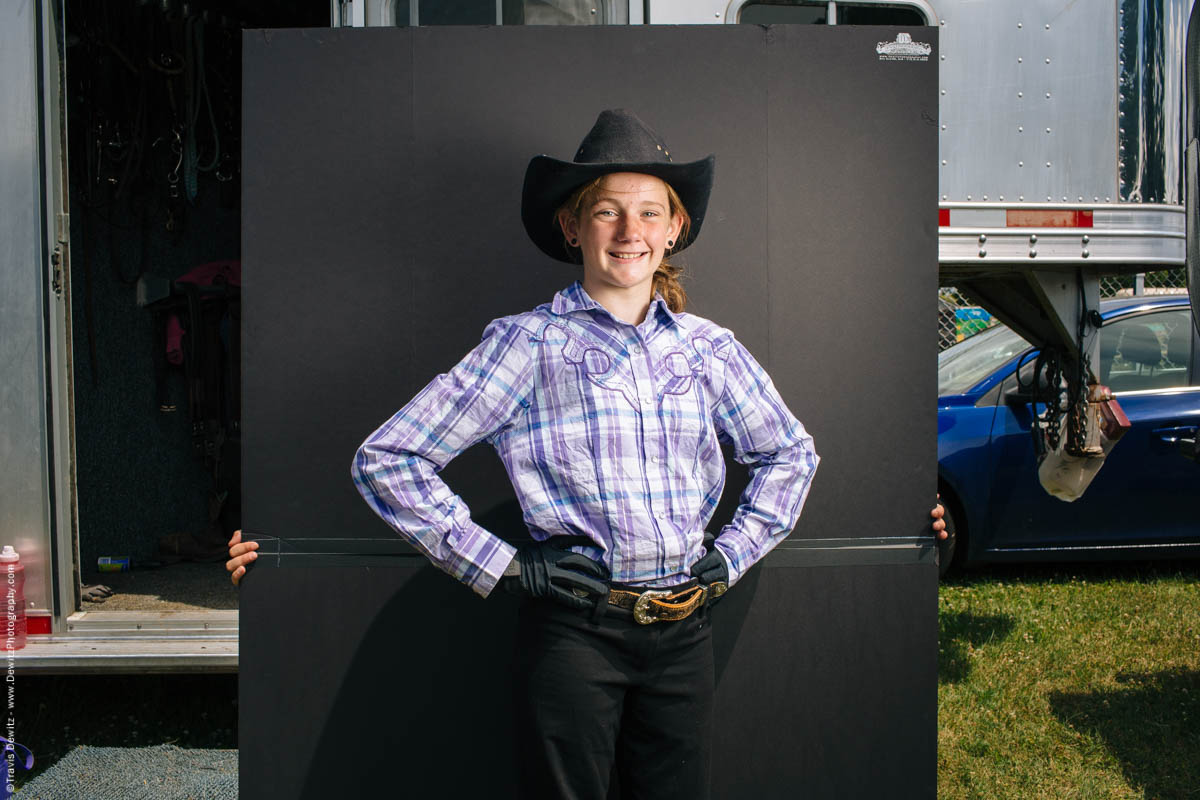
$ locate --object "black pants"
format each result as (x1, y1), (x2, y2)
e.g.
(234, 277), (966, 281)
(514, 598), (714, 800)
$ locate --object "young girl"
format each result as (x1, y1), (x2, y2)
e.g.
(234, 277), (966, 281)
(227, 109), (946, 800)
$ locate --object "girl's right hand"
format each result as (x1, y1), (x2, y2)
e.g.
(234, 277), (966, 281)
(226, 529), (259, 586)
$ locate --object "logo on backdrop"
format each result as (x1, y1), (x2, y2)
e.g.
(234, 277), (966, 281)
(876, 33), (931, 61)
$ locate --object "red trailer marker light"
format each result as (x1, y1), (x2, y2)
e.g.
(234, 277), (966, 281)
(938, 208), (950, 226)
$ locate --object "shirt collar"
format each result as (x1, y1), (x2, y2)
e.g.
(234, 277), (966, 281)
(551, 281), (681, 328)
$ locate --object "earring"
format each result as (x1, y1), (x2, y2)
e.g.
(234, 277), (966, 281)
(667, 239), (675, 248)
(570, 238), (578, 246)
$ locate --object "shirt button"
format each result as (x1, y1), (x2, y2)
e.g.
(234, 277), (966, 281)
(642, 397), (654, 407)
(631, 345), (642, 354)
(656, 512), (666, 520)
(651, 456), (661, 463)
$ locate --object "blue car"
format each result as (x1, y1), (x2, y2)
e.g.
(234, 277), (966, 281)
(937, 295), (1200, 575)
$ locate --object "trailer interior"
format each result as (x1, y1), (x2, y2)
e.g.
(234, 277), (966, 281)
(62, 0), (325, 618)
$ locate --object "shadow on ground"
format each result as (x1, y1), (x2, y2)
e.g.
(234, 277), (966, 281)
(943, 560), (1200, 588)
(938, 611), (1014, 684)
(1049, 669), (1200, 800)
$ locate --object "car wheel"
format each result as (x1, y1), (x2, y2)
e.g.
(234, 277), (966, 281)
(937, 502), (958, 579)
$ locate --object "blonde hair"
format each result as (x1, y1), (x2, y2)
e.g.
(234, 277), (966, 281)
(555, 175), (693, 313)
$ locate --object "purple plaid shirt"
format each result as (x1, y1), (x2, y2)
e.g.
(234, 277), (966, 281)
(352, 282), (819, 598)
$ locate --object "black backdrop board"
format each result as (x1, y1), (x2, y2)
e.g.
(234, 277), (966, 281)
(241, 24), (938, 799)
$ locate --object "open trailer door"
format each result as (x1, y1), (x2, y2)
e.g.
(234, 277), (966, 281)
(1188, 0), (1200, 339)
(1, 0), (68, 646)
(238, 22), (939, 798)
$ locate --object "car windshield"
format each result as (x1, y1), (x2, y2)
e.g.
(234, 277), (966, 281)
(938, 324), (1030, 396)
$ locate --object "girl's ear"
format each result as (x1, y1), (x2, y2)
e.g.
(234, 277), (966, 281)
(557, 209), (579, 244)
(668, 212), (684, 244)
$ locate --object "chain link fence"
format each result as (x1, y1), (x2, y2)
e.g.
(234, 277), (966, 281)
(938, 268), (1188, 351)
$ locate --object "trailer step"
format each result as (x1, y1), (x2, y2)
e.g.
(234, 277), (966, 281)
(65, 609), (239, 636)
(14, 633), (239, 674)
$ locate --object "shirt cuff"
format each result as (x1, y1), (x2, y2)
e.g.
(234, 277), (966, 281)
(446, 520), (519, 599)
(712, 538), (741, 586)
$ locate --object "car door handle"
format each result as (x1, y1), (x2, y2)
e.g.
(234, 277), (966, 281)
(1152, 426), (1198, 443)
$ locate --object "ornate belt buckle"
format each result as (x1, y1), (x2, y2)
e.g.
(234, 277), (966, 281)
(632, 589), (672, 625)
(708, 581), (728, 599)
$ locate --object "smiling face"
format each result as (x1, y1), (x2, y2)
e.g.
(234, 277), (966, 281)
(558, 172), (684, 302)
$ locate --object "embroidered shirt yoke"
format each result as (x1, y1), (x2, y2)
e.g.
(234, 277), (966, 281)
(352, 282), (819, 597)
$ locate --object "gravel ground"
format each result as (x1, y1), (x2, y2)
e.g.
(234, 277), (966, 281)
(17, 744), (237, 799)
(10, 673), (239, 792)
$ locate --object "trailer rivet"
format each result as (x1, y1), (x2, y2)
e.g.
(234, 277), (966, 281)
(941, 89), (946, 95)
(1018, 126), (1024, 132)
(1078, 197), (1083, 202)
(941, 55), (945, 61)
(1029, 249), (1038, 258)
(1018, 91), (1024, 98)
(1045, 58), (1051, 64)
(943, 195), (948, 200)
(979, 234), (987, 244)
(942, 124), (947, 130)
(967, 195), (972, 200)
(1046, 162), (1052, 167)
(1106, 197), (1111, 202)
(1082, 235), (1090, 244)
(979, 249), (987, 258)
(1046, 92), (1051, 98)
(1017, 22), (1022, 28)
(983, 195), (988, 200)
(1062, 196), (1067, 201)
(1019, 195), (1025, 201)
(1030, 234), (1038, 243)
(942, 159), (948, 165)
(1082, 250), (1090, 258)
(999, 196), (1005, 201)
(1045, 24), (1050, 30)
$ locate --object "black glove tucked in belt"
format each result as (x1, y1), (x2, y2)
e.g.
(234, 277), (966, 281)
(504, 540), (609, 610)
(690, 534), (729, 588)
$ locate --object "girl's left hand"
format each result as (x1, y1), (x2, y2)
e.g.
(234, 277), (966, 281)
(931, 497), (947, 540)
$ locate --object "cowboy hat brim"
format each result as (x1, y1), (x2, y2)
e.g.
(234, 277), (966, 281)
(521, 154), (715, 264)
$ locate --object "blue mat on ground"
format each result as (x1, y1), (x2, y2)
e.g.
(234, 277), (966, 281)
(17, 744), (237, 799)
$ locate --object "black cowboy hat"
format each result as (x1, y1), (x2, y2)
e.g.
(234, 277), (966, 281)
(521, 109), (715, 263)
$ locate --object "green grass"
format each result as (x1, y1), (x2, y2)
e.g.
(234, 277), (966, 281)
(938, 562), (1200, 800)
